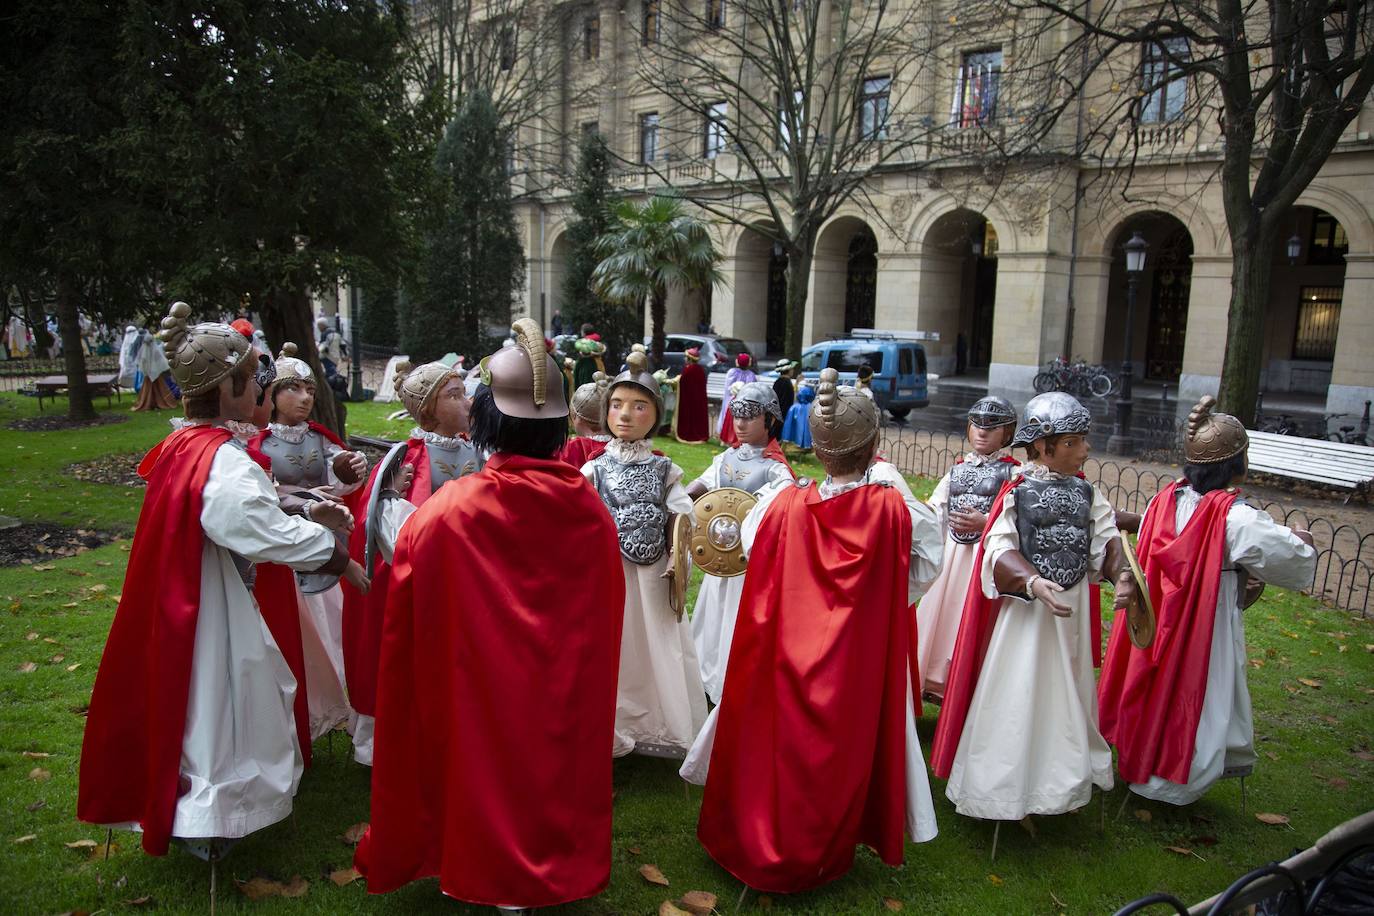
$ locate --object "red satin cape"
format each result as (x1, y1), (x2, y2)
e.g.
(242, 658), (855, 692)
(341, 438), (431, 716)
(355, 453), (624, 905)
(719, 408), (739, 447)
(559, 435), (608, 468)
(697, 483), (916, 893)
(77, 424), (231, 855)
(253, 564), (311, 767)
(674, 362), (709, 442)
(1098, 481), (1235, 785)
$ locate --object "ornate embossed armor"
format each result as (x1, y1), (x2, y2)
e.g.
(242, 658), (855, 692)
(590, 452), (673, 564)
(947, 458), (1017, 544)
(258, 425), (336, 488)
(1015, 475), (1094, 588)
(424, 435), (484, 489)
(718, 445), (783, 494)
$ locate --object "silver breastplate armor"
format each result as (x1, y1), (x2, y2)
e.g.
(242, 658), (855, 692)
(718, 447), (780, 494)
(260, 432), (331, 488)
(947, 460), (1016, 544)
(591, 453), (672, 565)
(1015, 475), (1094, 588)
(426, 439), (483, 490)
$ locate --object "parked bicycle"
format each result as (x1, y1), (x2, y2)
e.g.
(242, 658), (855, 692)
(1033, 357), (1118, 398)
(1326, 400), (1372, 446)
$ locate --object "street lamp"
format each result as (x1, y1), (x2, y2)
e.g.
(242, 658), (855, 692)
(348, 285), (365, 402)
(1287, 233), (1302, 266)
(1108, 230), (1148, 455)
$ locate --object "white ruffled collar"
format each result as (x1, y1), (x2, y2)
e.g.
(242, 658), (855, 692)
(413, 427), (469, 450)
(961, 450), (1005, 466)
(604, 437), (655, 463)
(225, 420), (261, 443)
(1022, 462), (1071, 481)
(818, 465), (879, 499)
(268, 421), (310, 444)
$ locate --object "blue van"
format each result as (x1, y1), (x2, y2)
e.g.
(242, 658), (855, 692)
(790, 332), (930, 419)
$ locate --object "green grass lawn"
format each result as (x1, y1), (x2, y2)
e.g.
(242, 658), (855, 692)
(1, 392), (1371, 914)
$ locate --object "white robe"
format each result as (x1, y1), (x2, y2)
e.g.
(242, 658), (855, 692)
(1129, 487), (1316, 804)
(584, 439), (708, 758)
(174, 439), (337, 840)
(682, 461), (944, 842)
(688, 447), (793, 704)
(943, 473), (1119, 821)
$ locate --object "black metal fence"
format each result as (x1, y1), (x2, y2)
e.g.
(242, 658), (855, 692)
(876, 428), (1374, 618)
(0, 356), (120, 393)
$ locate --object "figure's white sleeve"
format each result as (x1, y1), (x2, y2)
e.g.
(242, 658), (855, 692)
(665, 463), (694, 518)
(980, 488), (1020, 600)
(1227, 503), (1318, 590)
(765, 457), (794, 485)
(740, 478), (793, 559)
(1087, 484), (1121, 577)
(928, 472), (951, 540)
(690, 451), (726, 492)
(376, 497), (419, 566)
(200, 444), (336, 570)
(869, 462), (943, 601)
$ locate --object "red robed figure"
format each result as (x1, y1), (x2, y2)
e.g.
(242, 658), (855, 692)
(674, 360), (709, 442)
(697, 482), (918, 893)
(559, 434), (608, 468)
(340, 437), (435, 715)
(1098, 480), (1235, 785)
(355, 453), (624, 906)
(77, 425), (231, 855)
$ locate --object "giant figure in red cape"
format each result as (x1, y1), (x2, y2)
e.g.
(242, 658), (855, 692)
(672, 347), (710, 443)
(682, 369), (942, 893)
(356, 319), (624, 907)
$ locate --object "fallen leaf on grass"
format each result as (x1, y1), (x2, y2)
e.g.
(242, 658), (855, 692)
(624, 844), (642, 856)
(1050, 891), (1067, 908)
(61, 602), (78, 608)
(50, 654), (65, 664)
(1327, 776), (1350, 789)
(659, 903), (691, 916)
(678, 891), (718, 914)
(987, 874), (1004, 886)
(1164, 845), (1194, 856)
(1256, 812), (1291, 827)
(17, 662), (37, 673)
(28, 767), (51, 781)
(757, 895), (773, 909)
(13, 834), (37, 844)
(26, 800), (45, 812)
(95, 560), (111, 567)
(236, 875), (309, 900)
(64, 840), (98, 850)
(1264, 751), (1280, 761)
(883, 898), (904, 911)
(1134, 809), (1152, 823)
(1191, 834), (1219, 847)
(328, 867), (361, 887)
(638, 864), (670, 887)
(1298, 678), (1323, 688)
(88, 584), (107, 593)
(43, 637), (59, 644)
(1352, 749), (1374, 762)
(340, 822), (368, 845)
(125, 896), (153, 907)
(21, 751), (50, 759)
(66, 663), (80, 672)
(24, 631), (38, 640)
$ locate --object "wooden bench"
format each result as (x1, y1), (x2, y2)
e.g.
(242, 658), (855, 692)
(34, 374), (121, 411)
(1246, 429), (1374, 503)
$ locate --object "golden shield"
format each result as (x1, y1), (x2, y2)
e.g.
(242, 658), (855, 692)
(690, 487), (758, 578)
(666, 514), (693, 621)
(1120, 535), (1156, 650)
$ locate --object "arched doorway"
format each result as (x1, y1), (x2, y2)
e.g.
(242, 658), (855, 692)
(812, 216), (879, 342)
(731, 224), (782, 355)
(845, 229), (878, 331)
(1102, 212), (1194, 383)
(1263, 206), (1348, 396)
(918, 209), (998, 376)
(548, 232), (572, 330)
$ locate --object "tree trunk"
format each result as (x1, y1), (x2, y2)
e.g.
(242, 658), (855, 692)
(650, 286), (667, 365)
(1216, 227), (1275, 428)
(55, 275), (95, 421)
(260, 286), (347, 440)
(784, 242), (814, 363)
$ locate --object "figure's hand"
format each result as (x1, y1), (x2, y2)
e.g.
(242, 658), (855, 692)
(1114, 510), (1142, 535)
(1031, 577), (1072, 617)
(332, 450), (367, 485)
(309, 500), (353, 534)
(949, 509), (988, 536)
(387, 463), (415, 496)
(1291, 527), (1315, 548)
(342, 559), (371, 594)
(1111, 569), (1137, 611)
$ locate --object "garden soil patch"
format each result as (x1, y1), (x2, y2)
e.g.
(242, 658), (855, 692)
(8, 413), (128, 432)
(0, 520), (116, 566)
(67, 453), (146, 488)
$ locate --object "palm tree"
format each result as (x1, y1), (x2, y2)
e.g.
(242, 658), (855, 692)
(590, 195), (723, 365)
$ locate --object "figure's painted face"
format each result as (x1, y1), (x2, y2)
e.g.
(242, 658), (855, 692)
(734, 413), (769, 447)
(607, 385), (656, 441)
(1042, 433), (1091, 475)
(273, 380), (315, 425)
(967, 423), (1011, 456)
(430, 377), (471, 437)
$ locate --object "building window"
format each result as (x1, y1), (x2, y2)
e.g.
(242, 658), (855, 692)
(704, 101), (728, 159)
(706, 0), (725, 30)
(952, 48), (1002, 127)
(1293, 286), (1343, 361)
(640, 112), (660, 163)
(1141, 37), (1188, 123)
(858, 75), (891, 141)
(583, 13), (600, 60)
(498, 26), (516, 71)
(642, 1), (660, 46)
(777, 89), (803, 150)
(1309, 210), (1349, 265)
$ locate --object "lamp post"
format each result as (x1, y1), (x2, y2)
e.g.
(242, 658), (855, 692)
(348, 285), (364, 402)
(1108, 231), (1148, 455)
(1287, 233), (1302, 266)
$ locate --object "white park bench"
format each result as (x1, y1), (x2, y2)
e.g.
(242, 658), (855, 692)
(1246, 430), (1374, 503)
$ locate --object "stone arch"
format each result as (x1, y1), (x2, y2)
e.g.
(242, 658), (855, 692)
(1099, 210), (1195, 382)
(1090, 193), (1221, 259)
(907, 192), (1024, 255)
(809, 215), (879, 343)
(915, 207), (1001, 376)
(1294, 183), (1374, 254)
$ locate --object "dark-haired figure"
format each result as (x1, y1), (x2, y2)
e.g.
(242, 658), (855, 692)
(341, 359), (483, 765)
(1098, 397), (1315, 806)
(686, 382), (794, 705)
(356, 319), (624, 908)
